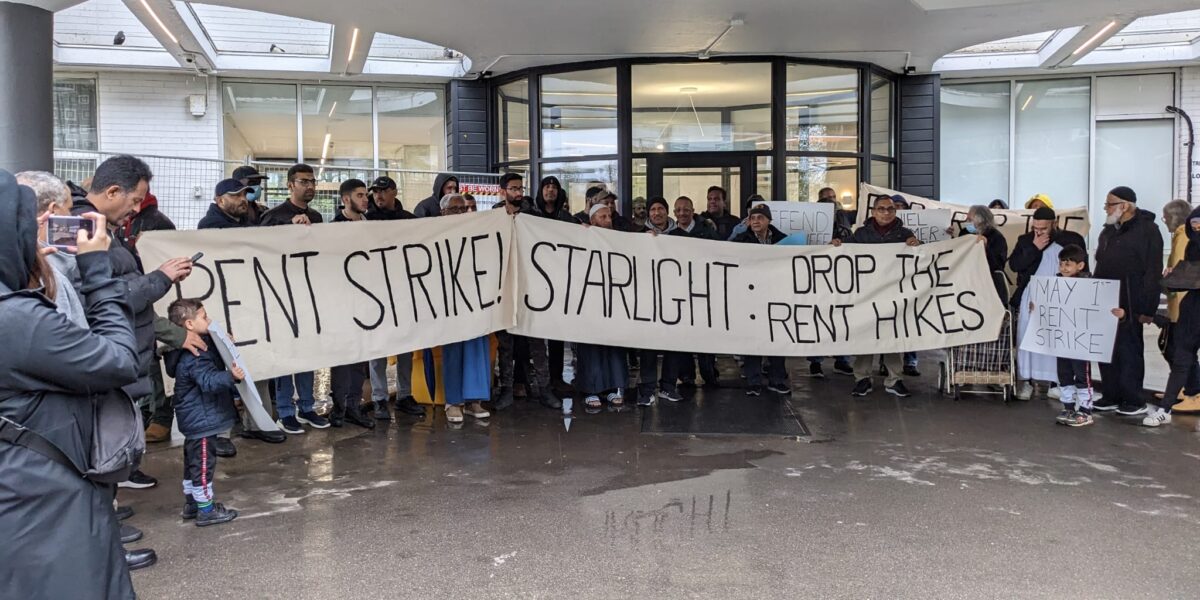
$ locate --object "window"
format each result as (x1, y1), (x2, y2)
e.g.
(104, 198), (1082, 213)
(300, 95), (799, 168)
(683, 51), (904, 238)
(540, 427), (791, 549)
(1014, 78), (1090, 208)
(222, 82), (298, 162)
(541, 68), (617, 158)
(940, 82), (1010, 204)
(377, 87), (446, 172)
(301, 85), (373, 168)
(53, 78), (98, 151)
(786, 64), (859, 153)
(786, 156), (858, 203)
(869, 74), (893, 157)
(497, 79), (530, 162)
(632, 62), (771, 152)
(539, 160), (619, 216)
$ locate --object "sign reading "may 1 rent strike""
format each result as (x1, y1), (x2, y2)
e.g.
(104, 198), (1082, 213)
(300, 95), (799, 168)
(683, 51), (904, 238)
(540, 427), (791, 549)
(1019, 275), (1121, 363)
(140, 210), (1006, 380)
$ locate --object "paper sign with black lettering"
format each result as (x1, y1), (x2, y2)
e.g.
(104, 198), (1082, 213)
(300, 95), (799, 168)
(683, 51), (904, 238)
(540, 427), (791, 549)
(209, 320), (280, 432)
(859, 183), (1090, 251)
(511, 217), (1006, 356)
(898, 209), (953, 244)
(1019, 275), (1120, 363)
(139, 209), (516, 381)
(762, 201), (835, 245)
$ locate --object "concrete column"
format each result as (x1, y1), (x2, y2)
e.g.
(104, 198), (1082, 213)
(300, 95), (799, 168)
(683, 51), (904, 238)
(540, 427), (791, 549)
(0, 2), (54, 173)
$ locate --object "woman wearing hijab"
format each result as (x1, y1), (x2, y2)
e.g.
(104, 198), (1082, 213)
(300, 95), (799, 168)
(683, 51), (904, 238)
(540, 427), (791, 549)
(572, 203), (630, 411)
(0, 170), (141, 599)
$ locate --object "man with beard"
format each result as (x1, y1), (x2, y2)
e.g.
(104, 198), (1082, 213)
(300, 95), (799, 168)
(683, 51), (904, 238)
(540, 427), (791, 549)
(230, 166), (271, 225)
(258, 164), (328, 433)
(532, 176), (576, 404)
(700, 186), (740, 240)
(328, 180), (376, 428)
(413, 173), (459, 218)
(642, 196), (677, 235)
(1093, 186), (1164, 416)
(194, 180), (288, 447)
(1008, 207), (1087, 401)
(366, 176), (415, 221)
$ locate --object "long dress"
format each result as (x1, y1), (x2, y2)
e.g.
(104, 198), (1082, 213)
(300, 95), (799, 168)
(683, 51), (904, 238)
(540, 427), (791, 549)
(1016, 242), (1063, 383)
(442, 336), (491, 405)
(572, 343), (628, 395)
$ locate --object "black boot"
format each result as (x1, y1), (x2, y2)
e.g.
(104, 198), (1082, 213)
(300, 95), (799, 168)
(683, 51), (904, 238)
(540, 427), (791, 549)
(125, 548), (157, 570)
(213, 436), (237, 458)
(181, 496), (197, 520)
(493, 387), (514, 411)
(394, 395), (426, 417)
(539, 389), (562, 410)
(120, 524), (143, 544)
(344, 403), (376, 429)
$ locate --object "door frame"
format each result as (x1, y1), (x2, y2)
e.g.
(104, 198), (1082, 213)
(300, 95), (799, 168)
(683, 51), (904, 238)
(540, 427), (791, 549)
(646, 152), (758, 215)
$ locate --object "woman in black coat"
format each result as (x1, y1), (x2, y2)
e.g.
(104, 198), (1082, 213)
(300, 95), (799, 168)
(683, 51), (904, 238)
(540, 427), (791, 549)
(0, 171), (140, 599)
(958, 205), (1009, 301)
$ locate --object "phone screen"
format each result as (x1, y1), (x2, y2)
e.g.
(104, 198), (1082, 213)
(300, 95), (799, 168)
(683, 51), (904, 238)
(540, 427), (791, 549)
(47, 216), (94, 250)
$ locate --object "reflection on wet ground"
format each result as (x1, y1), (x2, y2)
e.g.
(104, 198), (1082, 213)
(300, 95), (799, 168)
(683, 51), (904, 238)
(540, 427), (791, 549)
(127, 355), (1200, 598)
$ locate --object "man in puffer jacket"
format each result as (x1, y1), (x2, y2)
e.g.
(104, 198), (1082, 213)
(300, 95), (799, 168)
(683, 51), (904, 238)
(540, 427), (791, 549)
(164, 298), (240, 527)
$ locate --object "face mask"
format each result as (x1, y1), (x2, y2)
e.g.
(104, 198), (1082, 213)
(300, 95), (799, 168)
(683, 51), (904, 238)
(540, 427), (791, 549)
(964, 223), (977, 234)
(246, 185), (262, 202)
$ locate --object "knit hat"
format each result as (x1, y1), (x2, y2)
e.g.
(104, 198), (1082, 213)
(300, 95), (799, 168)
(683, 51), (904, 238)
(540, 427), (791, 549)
(748, 203), (772, 221)
(648, 196), (669, 213)
(1032, 207), (1056, 221)
(1108, 186), (1137, 203)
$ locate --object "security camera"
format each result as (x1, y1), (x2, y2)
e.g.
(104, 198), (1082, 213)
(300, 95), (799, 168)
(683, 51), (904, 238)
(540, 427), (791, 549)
(904, 66), (917, 74)
(184, 54), (196, 63)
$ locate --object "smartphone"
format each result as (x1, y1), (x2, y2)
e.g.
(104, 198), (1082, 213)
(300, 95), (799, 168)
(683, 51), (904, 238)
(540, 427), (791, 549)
(47, 216), (94, 250)
(190, 252), (204, 263)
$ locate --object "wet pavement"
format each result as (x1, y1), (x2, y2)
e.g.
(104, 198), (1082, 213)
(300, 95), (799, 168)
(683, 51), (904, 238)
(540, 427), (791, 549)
(125, 356), (1200, 599)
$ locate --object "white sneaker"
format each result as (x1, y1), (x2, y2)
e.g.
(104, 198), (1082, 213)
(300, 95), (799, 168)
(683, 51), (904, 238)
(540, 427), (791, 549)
(1142, 408), (1172, 428)
(1047, 386), (1061, 400)
(1016, 382), (1033, 400)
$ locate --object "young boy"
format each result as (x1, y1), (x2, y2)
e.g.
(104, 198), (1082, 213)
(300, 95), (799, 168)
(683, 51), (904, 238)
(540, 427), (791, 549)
(165, 298), (242, 526)
(1044, 245), (1124, 427)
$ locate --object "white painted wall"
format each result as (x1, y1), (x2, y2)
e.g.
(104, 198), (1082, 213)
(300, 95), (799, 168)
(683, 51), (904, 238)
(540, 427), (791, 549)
(1177, 66), (1200, 204)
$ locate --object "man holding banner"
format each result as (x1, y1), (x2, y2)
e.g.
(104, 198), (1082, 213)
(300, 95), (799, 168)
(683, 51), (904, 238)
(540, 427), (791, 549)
(733, 204), (789, 396)
(833, 195), (919, 398)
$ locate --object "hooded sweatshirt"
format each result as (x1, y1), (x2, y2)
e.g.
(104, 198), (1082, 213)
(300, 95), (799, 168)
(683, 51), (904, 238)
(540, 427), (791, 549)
(531, 176), (576, 223)
(1095, 208), (1164, 317)
(0, 170), (139, 468)
(414, 173), (459, 218)
(118, 192), (176, 248)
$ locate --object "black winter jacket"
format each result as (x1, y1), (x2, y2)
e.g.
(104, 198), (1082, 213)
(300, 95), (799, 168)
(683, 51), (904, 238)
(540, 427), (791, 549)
(732, 225), (787, 245)
(71, 197), (174, 399)
(700, 211), (741, 240)
(165, 338), (239, 440)
(1095, 208), (1165, 317)
(414, 173), (459, 218)
(1007, 228), (1087, 308)
(669, 220), (721, 241)
(530, 176), (576, 223)
(259, 199), (323, 227)
(846, 218), (917, 245)
(197, 202), (245, 229)
(958, 227), (1009, 273)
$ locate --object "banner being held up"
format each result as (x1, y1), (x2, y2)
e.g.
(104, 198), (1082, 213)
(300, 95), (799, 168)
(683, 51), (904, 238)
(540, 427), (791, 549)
(859, 183), (1090, 252)
(1019, 275), (1121, 363)
(139, 209), (516, 380)
(512, 217), (1006, 356)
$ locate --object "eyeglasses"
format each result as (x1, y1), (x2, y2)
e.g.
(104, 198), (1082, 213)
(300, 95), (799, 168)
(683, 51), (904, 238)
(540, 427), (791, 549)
(874, 206), (896, 213)
(505, 186), (525, 192)
(292, 178), (317, 187)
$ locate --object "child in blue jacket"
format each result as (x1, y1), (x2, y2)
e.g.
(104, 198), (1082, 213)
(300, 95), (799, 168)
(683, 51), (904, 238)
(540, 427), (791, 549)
(165, 298), (242, 527)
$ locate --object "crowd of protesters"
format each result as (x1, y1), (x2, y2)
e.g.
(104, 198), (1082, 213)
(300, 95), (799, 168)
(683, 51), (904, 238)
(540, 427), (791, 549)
(1, 152), (1198, 599)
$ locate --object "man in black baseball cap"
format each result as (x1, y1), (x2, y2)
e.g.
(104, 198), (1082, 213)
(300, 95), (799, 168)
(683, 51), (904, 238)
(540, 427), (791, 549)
(230, 166), (269, 225)
(366, 175), (414, 221)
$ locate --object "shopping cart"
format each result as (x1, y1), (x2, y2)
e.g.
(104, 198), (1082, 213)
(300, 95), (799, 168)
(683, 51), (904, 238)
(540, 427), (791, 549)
(938, 271), (1016, 402)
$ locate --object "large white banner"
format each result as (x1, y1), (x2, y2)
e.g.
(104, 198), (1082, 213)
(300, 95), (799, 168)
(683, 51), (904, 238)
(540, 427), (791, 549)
(1019, 275), (1120, 363)
(140, 211), (1008, 379)
(140, 209), (516, 380)
(859, 184), (1091, 251)
(762, 201), (835, 245)
(511, 217), (1006, 356)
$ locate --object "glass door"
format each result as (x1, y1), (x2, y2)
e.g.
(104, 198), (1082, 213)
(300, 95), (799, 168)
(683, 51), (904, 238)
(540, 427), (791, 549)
(646, 154), (757, 216)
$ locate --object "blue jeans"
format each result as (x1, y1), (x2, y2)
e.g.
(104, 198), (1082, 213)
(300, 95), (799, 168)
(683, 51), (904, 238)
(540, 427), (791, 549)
(274, 371), (315, 418)
(903, 351), (918, 368)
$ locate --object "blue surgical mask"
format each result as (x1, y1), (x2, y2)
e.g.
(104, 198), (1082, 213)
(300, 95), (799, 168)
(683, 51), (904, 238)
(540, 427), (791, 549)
(246, 185), (262, 202)
(964, 223), (978, 234)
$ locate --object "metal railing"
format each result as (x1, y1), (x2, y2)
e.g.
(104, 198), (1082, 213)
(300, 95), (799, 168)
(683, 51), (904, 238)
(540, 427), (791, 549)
(53, 149), (501, 229)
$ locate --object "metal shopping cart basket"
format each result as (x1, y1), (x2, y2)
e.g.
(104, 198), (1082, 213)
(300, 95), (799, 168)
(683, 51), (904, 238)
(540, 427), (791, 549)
(937, 271), (1016, 402)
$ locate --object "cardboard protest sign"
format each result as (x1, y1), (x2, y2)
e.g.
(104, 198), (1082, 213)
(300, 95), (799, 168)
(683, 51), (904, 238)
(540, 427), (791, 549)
(140, 209), (516, 380)
(898, 209), (953, 244)
(859, 183), (1090, 252)
(762, 201), (835, 245)
(511, 217), (1006, 356)
(1019, 275), (1120, 363)
(208, 320), (280, 432)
